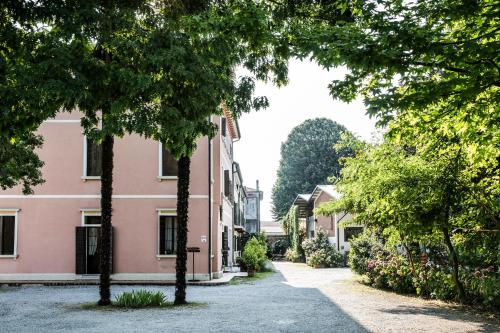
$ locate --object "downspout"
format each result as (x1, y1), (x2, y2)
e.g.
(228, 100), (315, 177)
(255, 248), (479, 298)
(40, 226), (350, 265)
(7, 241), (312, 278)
(208, 121), (212, 280)
(256, 180), (260, 234)
(336, 212), (348, 251)
(336, 214), (340, 251)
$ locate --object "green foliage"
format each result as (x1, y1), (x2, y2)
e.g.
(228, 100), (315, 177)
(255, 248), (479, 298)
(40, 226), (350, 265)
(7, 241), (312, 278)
(286, 0), (499, 161)
(302, 230), (342, 268)
(348, 230), (383, 276)
(114, 290), (168, 308)
(282, 205), (306, 261)
(0, 135), (44, 194)
(242, 237), (268, 272)
(365, 251), (415, 294)
(284, 248), (301, 263)
(271, 238), (290, 256)
(271, 118), (352, 220)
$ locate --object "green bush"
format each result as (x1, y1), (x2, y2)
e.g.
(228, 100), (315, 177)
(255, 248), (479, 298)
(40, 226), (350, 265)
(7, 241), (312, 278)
(285, 248), (301, 262)
(306, 247), (343, 268)
(114, 290), (167, 308)
(301, 230), (342, 268)
(242, 237), (268, 271)
(272, 238), (290, 256)
(462, 267), (500, 308)
(348, 230), (383, 275)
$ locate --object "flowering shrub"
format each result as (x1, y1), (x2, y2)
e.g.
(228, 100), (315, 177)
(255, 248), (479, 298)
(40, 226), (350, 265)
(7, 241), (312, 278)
(285, 248), (302, 262)
(462, 267), (500, 308)
(306, 247), (343, 268)
(350, 234), (500, 309)
(347, 230), (383, 275)
(302, 230), (342, 268)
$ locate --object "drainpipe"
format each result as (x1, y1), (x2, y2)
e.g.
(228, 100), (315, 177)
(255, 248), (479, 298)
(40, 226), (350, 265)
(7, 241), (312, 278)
(256, 180), (260, 234)
(208, 121), (212, 280)
(336, 213), (340, 251)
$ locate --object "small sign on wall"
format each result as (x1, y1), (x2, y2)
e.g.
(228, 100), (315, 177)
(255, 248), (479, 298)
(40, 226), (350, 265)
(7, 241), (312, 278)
(201, 235), (207, 243)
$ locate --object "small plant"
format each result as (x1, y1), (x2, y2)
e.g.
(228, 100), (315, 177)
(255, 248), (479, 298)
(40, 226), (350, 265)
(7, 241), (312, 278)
(242, 237), (268, 275)
(114, 290), (168, 308)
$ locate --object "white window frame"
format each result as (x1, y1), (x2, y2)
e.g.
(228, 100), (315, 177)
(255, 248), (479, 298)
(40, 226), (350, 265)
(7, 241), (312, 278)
(157, 142), (178, 181)
(0, 209), (19, 258)
(80, 209), (101, 227)
(156, 208), (177, 258)
(82, 136), (101, 181)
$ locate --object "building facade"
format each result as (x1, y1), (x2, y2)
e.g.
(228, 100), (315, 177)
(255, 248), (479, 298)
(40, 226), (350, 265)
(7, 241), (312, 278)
(0, 108), (246, 281)
(292, 185), (363, 254)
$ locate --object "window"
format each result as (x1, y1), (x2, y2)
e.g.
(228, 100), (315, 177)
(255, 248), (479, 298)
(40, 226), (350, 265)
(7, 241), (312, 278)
(85, 138), (102, 177)
(0, 212), (17, 256)
(344, 227), (363, 242)
(224, 169), (231, 198)
(84, 215), (101, 226)
(221, 118), (227, 137)
(159, 215), (177, 255)
(160, 143), (178, 178)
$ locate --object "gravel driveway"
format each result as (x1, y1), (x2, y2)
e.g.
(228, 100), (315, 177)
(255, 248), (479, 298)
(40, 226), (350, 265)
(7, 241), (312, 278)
(0, 262), (498, 333)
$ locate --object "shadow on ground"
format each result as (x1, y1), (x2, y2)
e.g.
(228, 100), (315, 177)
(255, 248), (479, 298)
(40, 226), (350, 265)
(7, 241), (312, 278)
(0, 269), (368, 333)
(380, 304), (498, 333)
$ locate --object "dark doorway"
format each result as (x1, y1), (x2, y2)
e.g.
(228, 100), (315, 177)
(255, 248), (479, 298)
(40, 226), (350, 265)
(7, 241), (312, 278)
(76, 225), (113, 275)
(222, 226), (229, 268)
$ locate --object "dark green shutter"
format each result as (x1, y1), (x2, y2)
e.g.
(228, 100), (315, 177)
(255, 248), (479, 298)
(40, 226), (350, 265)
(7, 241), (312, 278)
(75, 227), (86, 274)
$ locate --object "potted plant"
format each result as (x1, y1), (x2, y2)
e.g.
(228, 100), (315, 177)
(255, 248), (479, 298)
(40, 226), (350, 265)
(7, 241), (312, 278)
(242, 237), (267, 277)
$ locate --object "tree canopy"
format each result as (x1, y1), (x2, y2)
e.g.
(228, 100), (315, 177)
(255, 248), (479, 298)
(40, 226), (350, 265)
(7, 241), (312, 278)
(271, 118), (352, 220)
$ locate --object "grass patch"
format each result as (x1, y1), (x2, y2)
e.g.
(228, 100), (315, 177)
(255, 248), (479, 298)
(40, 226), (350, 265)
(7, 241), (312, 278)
(229, 271), (275, 285)
(75, 290), (207, 311)
(115, 290), (167, 308)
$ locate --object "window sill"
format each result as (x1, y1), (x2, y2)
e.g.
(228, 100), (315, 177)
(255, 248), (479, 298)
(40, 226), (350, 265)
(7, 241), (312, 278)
(156, 255), (176, 259)
(82, 176), (101, 181)
(157, 176), (178, 182)
(0, 255), (18, 259)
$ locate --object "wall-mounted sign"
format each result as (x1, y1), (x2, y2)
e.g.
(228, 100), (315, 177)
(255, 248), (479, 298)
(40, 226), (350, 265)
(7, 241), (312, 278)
(201, 235), (207, 243)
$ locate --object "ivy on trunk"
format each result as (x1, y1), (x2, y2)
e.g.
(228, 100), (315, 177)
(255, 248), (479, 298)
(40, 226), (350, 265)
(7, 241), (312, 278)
(98, 132), (114, 306)
(174, 155), (191, 305)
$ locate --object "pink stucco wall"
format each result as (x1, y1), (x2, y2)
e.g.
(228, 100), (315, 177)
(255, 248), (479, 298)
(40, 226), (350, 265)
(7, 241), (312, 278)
(0, 112), (230, 279)
(313, 191), (335, 237)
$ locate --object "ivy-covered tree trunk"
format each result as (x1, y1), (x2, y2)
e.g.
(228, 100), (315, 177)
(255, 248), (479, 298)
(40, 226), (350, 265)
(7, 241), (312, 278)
(174, 155), (190, 305)
(98, 132), (114, 306)
(442, 226), (466, 303)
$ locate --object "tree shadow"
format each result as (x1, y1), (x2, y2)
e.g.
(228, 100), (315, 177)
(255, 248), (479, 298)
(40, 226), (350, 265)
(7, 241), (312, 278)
(379, 305), (499, 333)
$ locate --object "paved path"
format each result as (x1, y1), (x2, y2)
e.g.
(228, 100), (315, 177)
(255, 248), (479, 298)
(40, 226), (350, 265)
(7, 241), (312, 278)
(0, 262), (497, 332)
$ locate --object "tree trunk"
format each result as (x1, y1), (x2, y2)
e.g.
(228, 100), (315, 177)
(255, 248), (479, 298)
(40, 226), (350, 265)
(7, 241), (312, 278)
(175, 155), (190, 305)
(98, 133), (114, 306)
(442, 226), (466, 303)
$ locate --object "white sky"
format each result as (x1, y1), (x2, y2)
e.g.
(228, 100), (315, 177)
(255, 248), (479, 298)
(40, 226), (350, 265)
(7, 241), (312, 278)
(234, 59), (378, 222)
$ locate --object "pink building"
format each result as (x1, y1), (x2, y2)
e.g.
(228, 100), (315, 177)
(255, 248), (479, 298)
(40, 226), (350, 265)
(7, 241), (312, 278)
(0, 108), (247, 281)
(293, 185), (363, 254)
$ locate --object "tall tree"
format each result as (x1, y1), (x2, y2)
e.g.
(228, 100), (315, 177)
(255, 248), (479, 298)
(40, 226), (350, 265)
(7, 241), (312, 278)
(128, 0), (288, 304)
(317, 130), (499, 303)
(271, 118), (352, 220)
(37, 0), (152, 305)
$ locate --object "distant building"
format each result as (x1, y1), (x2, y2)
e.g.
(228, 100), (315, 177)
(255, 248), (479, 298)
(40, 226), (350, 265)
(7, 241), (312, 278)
(292, 185), (363, 254)
(244, 183), (263, 234)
